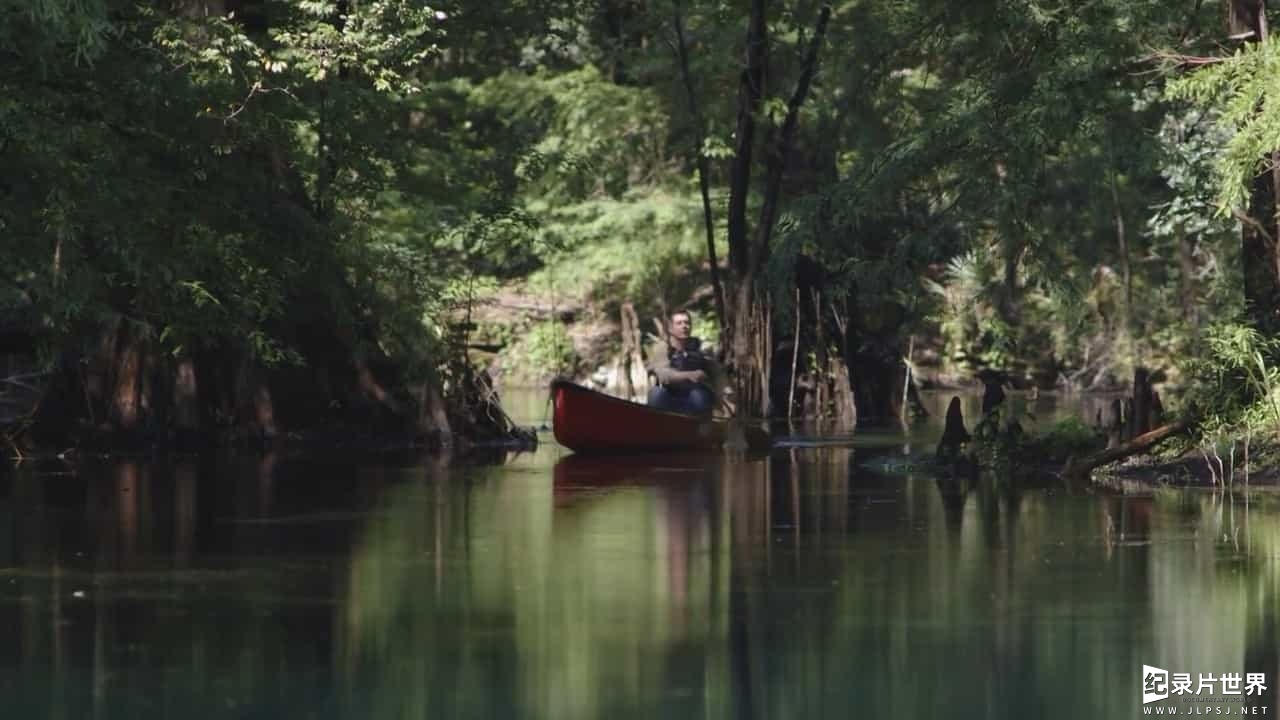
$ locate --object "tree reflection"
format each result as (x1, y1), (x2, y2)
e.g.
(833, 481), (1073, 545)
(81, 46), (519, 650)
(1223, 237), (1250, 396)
(5, 451), (1280, 719)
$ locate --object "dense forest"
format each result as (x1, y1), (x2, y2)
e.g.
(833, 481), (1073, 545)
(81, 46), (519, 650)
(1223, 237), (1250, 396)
(5, 0), (1280, 459)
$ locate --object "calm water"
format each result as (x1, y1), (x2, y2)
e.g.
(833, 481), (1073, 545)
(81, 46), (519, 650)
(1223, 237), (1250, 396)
(0, 391), (1276, 719)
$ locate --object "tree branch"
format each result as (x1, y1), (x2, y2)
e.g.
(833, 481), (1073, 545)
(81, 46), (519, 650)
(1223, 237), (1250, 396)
(1233, 207), (1275, 244)
(750, 3), (833, 279)
(671, 0), (728, 345)
(725, 0), (768, 278)
(1142, 48), (1227, 68)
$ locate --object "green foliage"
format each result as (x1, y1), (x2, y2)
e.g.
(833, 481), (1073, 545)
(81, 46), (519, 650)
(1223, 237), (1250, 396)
(691, 311), (720, 349)
(750, 0), (1203, 390)
(1, 0), (112, 65)
(152, 1), (440, 95)
(925, 249), (1006, 370)
(969, 410), (1104, 474)
(1032, 417), (1107, 460)
(505, 320), (578, 381)
(469, 320), (516, 350)
(2, 0), (1268, 444)
(1147, 109), (1237, 238)
(0, 0), (457, 379)
(968, 405), (1024, 476)
(1166, 42), (1280, 212)
(1181, 322), (1280, 440)
(469, 67), (671, 201)
(525, 189), (715, 310)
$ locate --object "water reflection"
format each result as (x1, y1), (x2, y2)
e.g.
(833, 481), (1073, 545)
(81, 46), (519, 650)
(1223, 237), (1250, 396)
(1, 448), (1279, 718)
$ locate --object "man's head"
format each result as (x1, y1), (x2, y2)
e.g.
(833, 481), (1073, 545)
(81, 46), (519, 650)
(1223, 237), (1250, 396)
(669, 310), (693, 341)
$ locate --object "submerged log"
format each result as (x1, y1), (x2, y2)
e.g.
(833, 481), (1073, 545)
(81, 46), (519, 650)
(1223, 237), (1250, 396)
(1062, 420), (1190, 484)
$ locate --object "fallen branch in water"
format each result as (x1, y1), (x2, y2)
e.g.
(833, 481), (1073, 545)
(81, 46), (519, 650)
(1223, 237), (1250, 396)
(1062, 419), (1191, 484)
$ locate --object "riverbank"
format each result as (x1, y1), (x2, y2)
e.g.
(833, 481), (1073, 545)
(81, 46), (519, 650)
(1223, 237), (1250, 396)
(1097, 439), (1280, 490)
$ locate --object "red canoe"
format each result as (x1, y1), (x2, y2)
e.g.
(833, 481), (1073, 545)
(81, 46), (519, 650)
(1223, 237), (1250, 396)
(551, 380), (725, 453)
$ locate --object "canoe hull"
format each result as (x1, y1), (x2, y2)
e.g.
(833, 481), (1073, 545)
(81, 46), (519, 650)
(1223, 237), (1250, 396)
(551, 380), (722, 453)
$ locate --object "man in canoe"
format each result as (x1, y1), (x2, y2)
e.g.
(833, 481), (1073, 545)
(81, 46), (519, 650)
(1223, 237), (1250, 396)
(647, 309), (722, 416)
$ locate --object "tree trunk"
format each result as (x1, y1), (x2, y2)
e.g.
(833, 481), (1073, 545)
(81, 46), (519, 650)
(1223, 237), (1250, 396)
(620, 302), (647, 400)
(173, 357), (200, 433)
(671, 1), (728, 338)
(1002, 236), (1019, 323)
(812, 289), (828, 418)
(994, 163), (1020, 326)
(724, 3), (831, 417)
(1229, 0), (1280, 334)
(1130, 367), (1153, 438)
(173, 0), (226, 17)
(235, 354), (277, 438)
(843, 296), (908, 427)
(414, 382), (452, 446)
(1110, 164), (1135, 342)
(752, 5), (831, 276)
(847, 342), (906, 426)
(1243, 154), (1280, 332)
(108, 324), (142, 432)
(85, 320), (120, 423)
(1177, 228), (1201, 336)
(831, 358), (856, 426)
(827, 294), (857, 426)
(725, 0), (767, 280)
(601, 0), (645, 84)
(722, 0), (769, 404)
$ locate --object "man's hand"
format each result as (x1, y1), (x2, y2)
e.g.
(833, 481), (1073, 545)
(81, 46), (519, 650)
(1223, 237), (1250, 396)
(683, 370), (707, 383)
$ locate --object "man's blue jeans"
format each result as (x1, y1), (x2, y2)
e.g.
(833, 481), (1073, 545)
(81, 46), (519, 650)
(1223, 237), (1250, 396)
(647, 383), (714, 416)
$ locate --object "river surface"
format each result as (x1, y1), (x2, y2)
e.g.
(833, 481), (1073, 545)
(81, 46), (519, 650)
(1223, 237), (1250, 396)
(0, 390), (1276, 718)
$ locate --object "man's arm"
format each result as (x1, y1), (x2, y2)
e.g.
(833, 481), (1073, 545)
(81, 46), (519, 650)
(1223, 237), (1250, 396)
(647, 341), (676, 384)
(647, 342), (702, 384)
